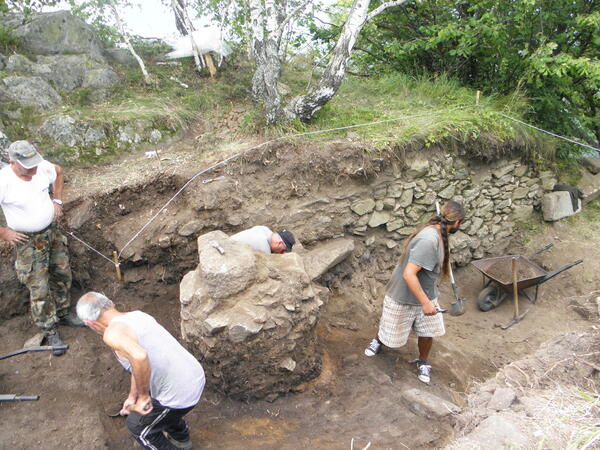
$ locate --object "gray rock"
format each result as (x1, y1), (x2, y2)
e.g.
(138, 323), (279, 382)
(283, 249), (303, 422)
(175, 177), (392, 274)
(582, 157), (600, 174)
(302, 238), (355, 281)
(38, 115), (81, 147)
(350, 198), (376, 216)
(438, 184), (456, 199)
(397, 189), (414, 208)
(487, 387), (516, 411)
(198, 238), (256, 299)
(514, 164), (529, 177)
(386, 217), (404, 232)
(178, 220), (204, 237)
(36, 54), (108, 91)
(511, 186), (529, 200)
(9, 11), (105, 56)
(0, 53), (5, 70)
(455, 415), (528, 448)
(401, 388), (461, 419)
(542, 191), (580, 221)
(387, 184), (403, 198)
(368, 210), (391, 228)
(66, 198), (94, 230)
(493, 163), (515, 179)
(6, 54), (40, 74)
(82, 68), (120, 90)
(513, 205), (534, 222)
(103, 47), (138, 67)
(0, 76), (62, 111)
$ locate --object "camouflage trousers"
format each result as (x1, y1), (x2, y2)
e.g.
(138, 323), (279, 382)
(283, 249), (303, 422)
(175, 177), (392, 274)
(15, 223), (72, 332)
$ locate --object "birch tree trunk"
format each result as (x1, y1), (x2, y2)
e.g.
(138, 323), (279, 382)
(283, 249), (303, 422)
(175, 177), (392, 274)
(109, 2), (152, 85)
(284, 0), (409, 122)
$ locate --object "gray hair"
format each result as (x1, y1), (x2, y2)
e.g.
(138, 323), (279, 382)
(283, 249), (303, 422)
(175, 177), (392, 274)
(76, 292), (114, 321)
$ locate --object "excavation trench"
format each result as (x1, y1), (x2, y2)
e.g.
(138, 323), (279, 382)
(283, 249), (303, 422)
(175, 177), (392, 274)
(0, 143), (594, 449)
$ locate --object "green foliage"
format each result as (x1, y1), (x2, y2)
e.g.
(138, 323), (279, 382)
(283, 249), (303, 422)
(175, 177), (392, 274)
(0, 0), (59, 14)
(0, 24), (20, 53)
(317, 0), (600, 159)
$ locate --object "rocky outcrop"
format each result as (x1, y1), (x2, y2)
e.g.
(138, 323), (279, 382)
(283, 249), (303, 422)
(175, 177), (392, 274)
(0, 76), (63, 111)
(180, 231), (326, 400)
(1, 11), (104, 56)
(0, 129), (10, 164)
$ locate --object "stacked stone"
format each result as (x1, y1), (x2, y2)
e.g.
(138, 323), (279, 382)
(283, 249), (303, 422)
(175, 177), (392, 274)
(180, 231), (327, 400)
(345, 155), (550, 264)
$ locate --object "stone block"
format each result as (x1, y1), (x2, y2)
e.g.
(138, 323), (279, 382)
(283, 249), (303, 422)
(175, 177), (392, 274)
(487, 387), (516, 411)
(582, 157), (600, 174)
(542, 191), (580, 221)
(401, 388), (461, 419)
(350, 198), (376, 215)
(302, 238), (354, 281)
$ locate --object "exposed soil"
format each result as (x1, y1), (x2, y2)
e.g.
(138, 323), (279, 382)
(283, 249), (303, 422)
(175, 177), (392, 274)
(0, 138), (598, 449)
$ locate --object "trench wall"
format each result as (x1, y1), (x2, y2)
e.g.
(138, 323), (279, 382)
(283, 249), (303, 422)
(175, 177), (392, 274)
(0, 145), (556, 320)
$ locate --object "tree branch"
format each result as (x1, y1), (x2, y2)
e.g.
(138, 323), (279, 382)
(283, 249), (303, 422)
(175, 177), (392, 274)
(277, 0), (312, 36)
(367, 0), (411, 21)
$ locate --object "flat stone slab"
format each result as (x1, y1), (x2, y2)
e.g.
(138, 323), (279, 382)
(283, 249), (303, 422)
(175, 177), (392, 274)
(582, 157), (600, 175)
(302, 238), (355, 281)
(401, 388), (461, 419)
(542, 191), (580, 221)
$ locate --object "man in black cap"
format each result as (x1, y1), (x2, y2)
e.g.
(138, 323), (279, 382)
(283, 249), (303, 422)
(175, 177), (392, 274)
(0, 140), (83, 356)
(230, 226), (295, 254)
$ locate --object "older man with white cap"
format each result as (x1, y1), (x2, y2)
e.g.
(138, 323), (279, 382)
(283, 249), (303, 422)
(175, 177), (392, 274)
(0, 140), (83, 355)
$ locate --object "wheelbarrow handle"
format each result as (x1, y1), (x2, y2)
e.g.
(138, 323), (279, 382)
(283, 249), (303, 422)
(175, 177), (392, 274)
(0, 344), (69, 360)
(527, 243), (553, 259)
(541, 259), (583, 283)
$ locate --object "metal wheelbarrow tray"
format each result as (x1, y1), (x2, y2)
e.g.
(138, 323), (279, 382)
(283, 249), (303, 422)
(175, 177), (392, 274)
(472, 244), (583, 311)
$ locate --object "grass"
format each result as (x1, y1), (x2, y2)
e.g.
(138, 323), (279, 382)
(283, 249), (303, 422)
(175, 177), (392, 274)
(275, 71), (549, 160)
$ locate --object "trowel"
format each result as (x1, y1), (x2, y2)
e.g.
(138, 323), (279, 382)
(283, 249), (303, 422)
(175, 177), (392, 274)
(435, 202), (466, 316)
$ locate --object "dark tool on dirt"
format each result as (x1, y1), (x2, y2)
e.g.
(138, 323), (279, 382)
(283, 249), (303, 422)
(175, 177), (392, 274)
(435, 202), (466, 316)
(107, 410), (124, 418)
(1, 344), (69, 403)
(473, 243), (582, 314)
(0, 344), (69, 361)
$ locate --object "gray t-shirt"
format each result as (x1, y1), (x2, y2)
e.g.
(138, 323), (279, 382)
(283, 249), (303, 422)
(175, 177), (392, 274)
(230, 225), (273, 253)
(112, 311), (205, 409)
(385, 226), (443, 305)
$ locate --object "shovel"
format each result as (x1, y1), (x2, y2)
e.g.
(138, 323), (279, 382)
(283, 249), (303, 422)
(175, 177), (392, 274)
(436, 202), (466, 316)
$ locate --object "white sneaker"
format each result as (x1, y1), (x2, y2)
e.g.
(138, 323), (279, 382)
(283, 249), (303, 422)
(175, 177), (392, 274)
(417, 363), (432, 384)
(364, 339), (381, 357)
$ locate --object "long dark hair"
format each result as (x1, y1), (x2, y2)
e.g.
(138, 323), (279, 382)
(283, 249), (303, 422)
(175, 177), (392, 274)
(400, 200), (466, 279)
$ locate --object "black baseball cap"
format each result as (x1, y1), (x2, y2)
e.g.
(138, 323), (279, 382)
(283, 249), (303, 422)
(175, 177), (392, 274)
(277, 230), (295, 252)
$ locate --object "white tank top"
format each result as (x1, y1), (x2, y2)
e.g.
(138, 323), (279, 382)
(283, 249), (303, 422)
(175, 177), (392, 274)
(111, 311), (205, 409)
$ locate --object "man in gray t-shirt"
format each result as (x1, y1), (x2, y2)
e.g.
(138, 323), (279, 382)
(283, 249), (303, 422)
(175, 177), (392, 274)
(230, 225), (295, 254)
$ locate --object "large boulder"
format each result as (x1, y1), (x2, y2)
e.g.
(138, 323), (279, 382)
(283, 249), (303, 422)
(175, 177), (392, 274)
(0, 76), (62, 111)
(180, 231), (326, 400)
(38, 114), (106, 147)
(3, 11), (104, 56)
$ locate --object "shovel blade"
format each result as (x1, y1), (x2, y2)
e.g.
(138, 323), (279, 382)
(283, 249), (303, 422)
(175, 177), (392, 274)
(450, 299), (466, 316)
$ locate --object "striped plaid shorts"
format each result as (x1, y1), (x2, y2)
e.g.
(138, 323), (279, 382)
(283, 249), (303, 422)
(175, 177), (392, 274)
(377, 295), (445, 348)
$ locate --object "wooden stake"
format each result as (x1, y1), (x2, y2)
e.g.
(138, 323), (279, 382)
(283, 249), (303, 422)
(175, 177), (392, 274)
(476, 90), (481, 105)
(113, 251), (122, 282)
(512, 257), (518, 318)
(204, 53), (217, 78)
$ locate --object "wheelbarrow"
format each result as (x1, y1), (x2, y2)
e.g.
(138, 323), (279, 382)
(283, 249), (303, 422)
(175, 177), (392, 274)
(0, 344), (68, 403)
(472, 244), (583, 328)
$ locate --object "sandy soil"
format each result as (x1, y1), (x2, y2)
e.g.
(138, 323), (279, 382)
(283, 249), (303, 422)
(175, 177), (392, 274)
(1, 143), (598, 449)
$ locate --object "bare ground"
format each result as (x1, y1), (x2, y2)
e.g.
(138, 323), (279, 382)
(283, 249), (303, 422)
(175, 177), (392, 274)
(0, 138), (598, 449)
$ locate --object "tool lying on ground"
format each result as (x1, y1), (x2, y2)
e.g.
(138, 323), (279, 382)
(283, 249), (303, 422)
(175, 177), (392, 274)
(472, 243), (583, 329)
(0, 344), (69, 403)
(435, 202), (466, 316)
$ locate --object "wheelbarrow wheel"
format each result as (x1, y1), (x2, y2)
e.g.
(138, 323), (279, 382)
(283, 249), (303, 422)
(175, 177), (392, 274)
(478, 285), (504, 311)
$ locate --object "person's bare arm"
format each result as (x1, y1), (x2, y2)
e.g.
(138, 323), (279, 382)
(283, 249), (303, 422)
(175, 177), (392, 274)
(403, 262), (437, 316)
(51, 164), (64, 220)
(104, 323), (153, 415)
